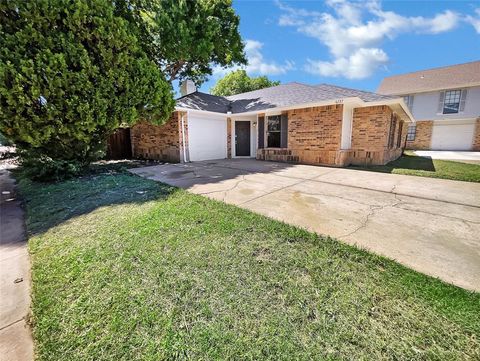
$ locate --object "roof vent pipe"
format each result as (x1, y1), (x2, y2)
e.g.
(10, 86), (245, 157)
(180, 80), (197, 96)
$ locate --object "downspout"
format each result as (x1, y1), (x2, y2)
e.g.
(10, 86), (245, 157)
(181, 112), (188, 163)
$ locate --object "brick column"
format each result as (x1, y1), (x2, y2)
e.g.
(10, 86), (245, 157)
(473, 118), (480, 151)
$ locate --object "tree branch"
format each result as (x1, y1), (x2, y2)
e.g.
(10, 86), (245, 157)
(166, 60), (186, 82)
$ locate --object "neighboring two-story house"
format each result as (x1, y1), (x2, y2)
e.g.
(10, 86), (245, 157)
(377, 61), (480, 151)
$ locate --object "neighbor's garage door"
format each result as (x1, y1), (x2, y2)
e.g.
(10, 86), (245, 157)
(431, 120), (475, 150)
(188, 113), (227, 161)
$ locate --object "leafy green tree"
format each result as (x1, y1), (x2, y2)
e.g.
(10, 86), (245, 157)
(114, 0), (247, 85)
(0, 0), (174, 178)
(210, 70), (280, 96)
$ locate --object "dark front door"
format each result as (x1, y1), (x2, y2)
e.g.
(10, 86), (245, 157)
(235, 121), (251, 156)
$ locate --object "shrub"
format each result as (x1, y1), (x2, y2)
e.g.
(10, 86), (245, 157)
(0, 0), (174, 180)
(19, 152), (84, 182)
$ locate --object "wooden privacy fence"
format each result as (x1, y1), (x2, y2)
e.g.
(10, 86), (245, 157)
(106, 128), (132, 159)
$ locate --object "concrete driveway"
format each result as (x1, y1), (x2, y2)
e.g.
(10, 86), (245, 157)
(413, 150), (480, 164)
(130, 159), (480, 292)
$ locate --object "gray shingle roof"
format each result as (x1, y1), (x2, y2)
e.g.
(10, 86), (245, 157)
(377, 61), (480, 95)
(176, 82), (396, 114)
(176, 92), (231, 113)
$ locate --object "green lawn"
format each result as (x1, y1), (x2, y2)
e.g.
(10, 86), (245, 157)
(350, 152), (480, 182)
(19, 167), (479, 360)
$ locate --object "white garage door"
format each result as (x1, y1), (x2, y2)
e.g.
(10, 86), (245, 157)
(188, 113), (227, 161)
(431, 120), (475, 150)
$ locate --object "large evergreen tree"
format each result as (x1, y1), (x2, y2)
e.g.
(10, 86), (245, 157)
(0, 0), (246, 180)
(0, 0), (174, 178)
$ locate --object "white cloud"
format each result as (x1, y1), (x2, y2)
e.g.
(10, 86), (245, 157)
(278, 0), (460, 79)
(466, 8), (480, 33)
(306, 48), (389, 79)
(214, 39), (294, 77)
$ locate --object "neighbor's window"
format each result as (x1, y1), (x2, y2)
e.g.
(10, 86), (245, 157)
(267, 115), (281, 148)
(443, 90), (461, 114)
(403, 95), (414, 110)
(407, 125), (416, 141)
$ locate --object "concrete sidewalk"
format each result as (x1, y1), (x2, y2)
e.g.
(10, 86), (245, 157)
(131, 159), (480, 291)
(0, 170), (33, 361)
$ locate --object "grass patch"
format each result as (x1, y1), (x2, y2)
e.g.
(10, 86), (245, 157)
(350, 152), (480, 182)
(19, 168), (480, 360)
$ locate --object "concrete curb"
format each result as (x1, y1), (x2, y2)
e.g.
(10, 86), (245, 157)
(0, 170), (34, 361)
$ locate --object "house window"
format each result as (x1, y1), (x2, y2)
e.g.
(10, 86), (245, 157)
(443, 90), (461, 114)
(407, 125), (416, 141)
(267, 115), (281, 148)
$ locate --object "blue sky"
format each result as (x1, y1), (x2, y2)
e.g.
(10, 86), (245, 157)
(198, 0), (480, 94)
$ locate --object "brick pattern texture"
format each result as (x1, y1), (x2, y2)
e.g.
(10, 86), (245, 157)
(257, 105), (406, 166)
(130, 111), (182, 162)
(257, 105), (343, 165)
(473, 118), (480, 151)
(132, 106), (408, 167)
(405, 121), (433, 150)
(348, 106), (406, 166)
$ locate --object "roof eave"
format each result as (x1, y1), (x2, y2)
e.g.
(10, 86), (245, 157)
(175, 107), (229, 117)
(379, 81), (480, 96)
(176, 97), (415, 123)
(364, 98), (415, 123)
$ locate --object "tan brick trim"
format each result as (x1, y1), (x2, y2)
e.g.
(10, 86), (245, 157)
(473, 118), (480, 151)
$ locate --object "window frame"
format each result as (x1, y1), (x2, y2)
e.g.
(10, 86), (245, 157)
(407, 124), (416, 141)
(266, 115), (282, 148)
(442, 89), (462, 114)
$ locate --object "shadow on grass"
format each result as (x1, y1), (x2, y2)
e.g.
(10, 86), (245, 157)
(352, 154), (436, 173)
(15, 162), (178, 236)
(15, 158), (305, 236)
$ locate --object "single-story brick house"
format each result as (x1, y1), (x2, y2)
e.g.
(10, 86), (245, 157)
(131, 82), (414, 166)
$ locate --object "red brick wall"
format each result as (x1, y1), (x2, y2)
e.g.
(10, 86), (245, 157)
(257, 105), (343, 165)
(347, 105), (406, 165)
(288, 105), (342, 151)
(130, 111), (181, 162)
(406, 121), (433, 150)
(351, 106), (390, 151)
(131, 106), (407, 166)
(257, 104), (406, 166)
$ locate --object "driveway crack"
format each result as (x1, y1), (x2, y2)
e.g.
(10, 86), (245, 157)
(340, 194), (404, 239)
(198, 175), (247, 202)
